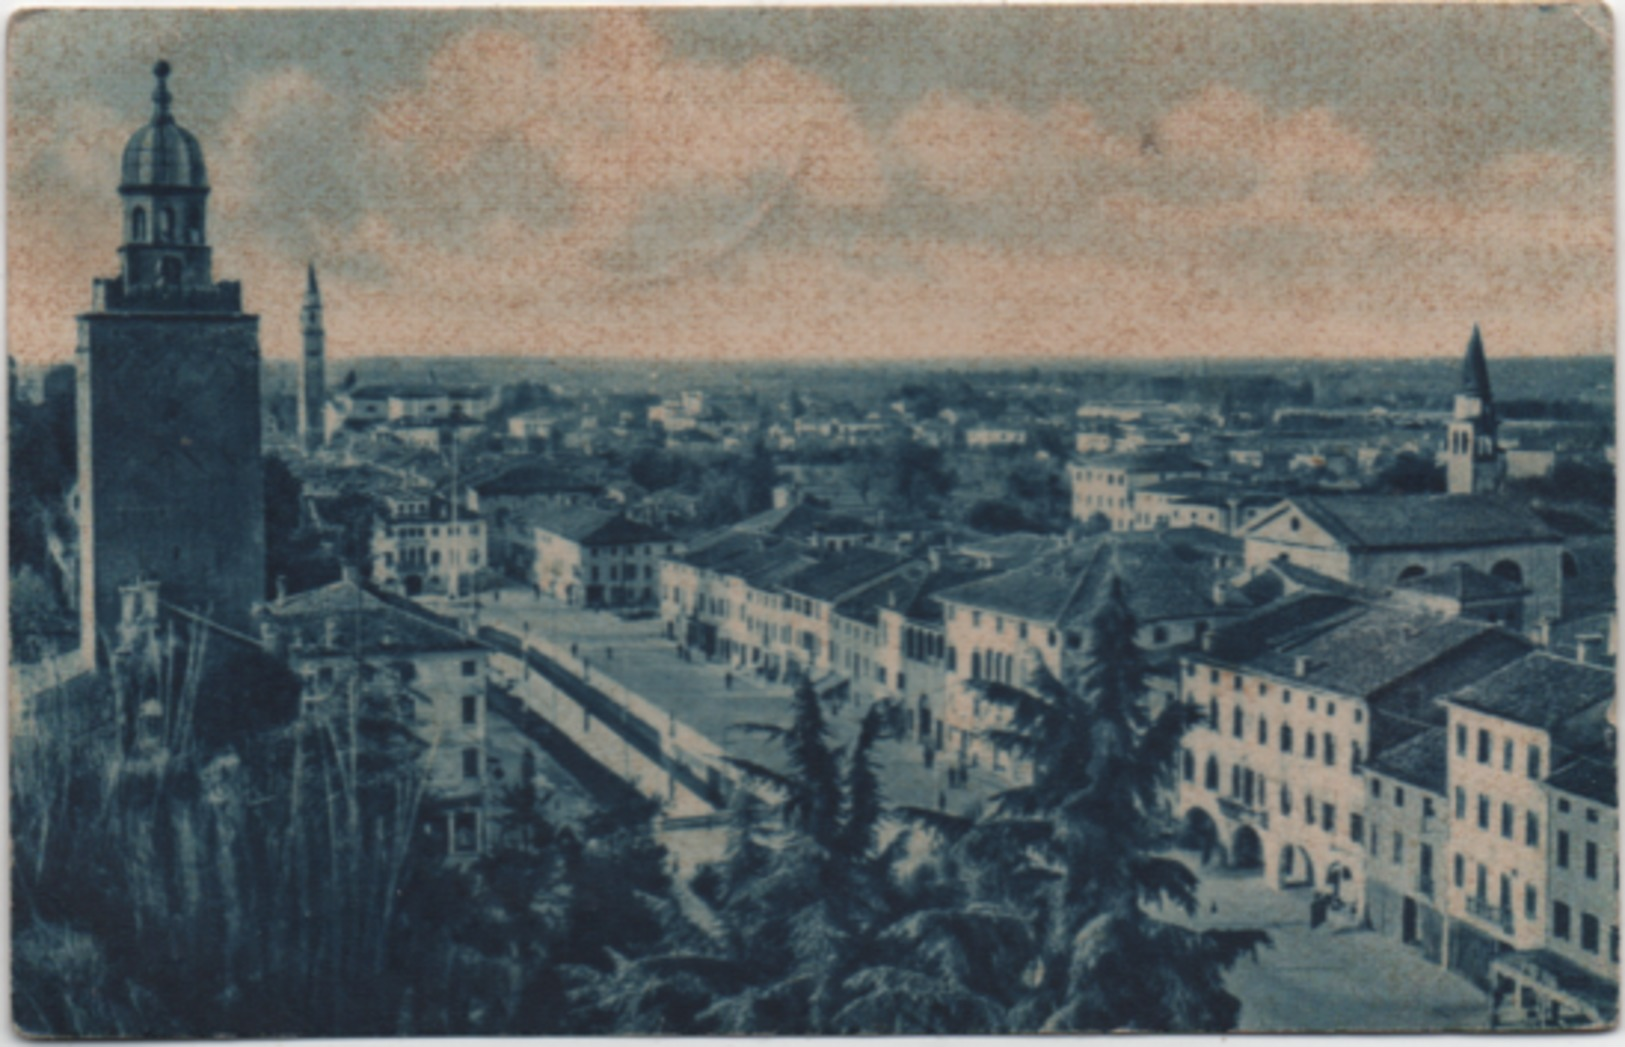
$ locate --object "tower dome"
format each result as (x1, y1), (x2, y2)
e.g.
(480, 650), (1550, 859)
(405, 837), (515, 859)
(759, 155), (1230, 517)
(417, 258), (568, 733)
(119, 61), (207, 190)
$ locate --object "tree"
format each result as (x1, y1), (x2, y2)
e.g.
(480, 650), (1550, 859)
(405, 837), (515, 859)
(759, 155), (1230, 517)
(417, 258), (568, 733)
(1371, 452), (1444, 495)
(965, 577), (1269, 1031)
(570, 683), (895, 1034)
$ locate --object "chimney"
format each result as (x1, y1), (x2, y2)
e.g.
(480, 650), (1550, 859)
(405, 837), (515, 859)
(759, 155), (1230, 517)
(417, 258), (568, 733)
(1576, 634), (1603, 665)
(1537, 618), (1554, 648)
(1200, 629), (1218, 654)
(275, 574), (288, 607)
(1294, 654), (1313, 678)
(927, 547), (942, 572)
(341, 563), (359, 586)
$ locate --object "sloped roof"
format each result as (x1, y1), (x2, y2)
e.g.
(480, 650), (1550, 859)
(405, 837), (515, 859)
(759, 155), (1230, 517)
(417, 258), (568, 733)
(783, 547), (910, 602)
(1370, 726), (1448, 795)
(525, 505), (672, 546)
(261, 579), (477, 656)
(1444, 651), (1613, 731)
(1546, 753), (1617, 808)
(1260, 495), (1559, 550)
(937, 532), (1240, 627)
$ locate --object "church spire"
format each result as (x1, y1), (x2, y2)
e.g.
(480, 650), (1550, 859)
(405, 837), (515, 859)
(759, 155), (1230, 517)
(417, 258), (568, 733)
(306, 262), (319, 297)
(1462, 323), (1492, 402)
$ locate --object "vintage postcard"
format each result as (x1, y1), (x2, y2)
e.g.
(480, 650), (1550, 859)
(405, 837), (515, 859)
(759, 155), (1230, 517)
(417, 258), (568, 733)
(7, 4), (1617, 1037)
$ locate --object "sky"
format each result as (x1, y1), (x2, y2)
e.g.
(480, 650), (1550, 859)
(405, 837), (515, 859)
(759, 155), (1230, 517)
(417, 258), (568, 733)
(6, 5), (1616, 366)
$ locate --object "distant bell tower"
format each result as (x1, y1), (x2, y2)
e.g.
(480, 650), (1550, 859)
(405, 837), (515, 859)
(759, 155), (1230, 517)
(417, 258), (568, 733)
(1446, 324), (1505, 496)
(77, 61), (265, 658)
(299, 263), (325, 454)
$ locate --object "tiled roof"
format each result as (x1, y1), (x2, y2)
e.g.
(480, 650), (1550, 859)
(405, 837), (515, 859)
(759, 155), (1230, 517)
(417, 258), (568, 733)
(1445, 652), (1613, 731)
(1206, 593), (1531, 702)
(1547, 753), (1617, 808)
(937, 532), (1238, 627)
(783, 547), (910, 602)
(1256, 608), (1522, 699)
(1397, 563), (1527, 600)
(525, 505), (672, 546)
(1263, 495), (1559, 550)
(260, 579), (477, 656)
(1369, 726), (1447, 794)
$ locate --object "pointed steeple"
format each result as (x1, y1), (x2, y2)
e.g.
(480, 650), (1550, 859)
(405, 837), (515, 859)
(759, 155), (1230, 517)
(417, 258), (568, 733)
(1462, 324), (1492, 401)
(306, 262), (319, 296)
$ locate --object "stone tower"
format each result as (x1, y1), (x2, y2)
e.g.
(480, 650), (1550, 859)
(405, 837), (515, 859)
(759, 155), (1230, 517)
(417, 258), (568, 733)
(1446, 324), (1505, 496)
(77, 61), (264, 658)
(299, 263), (325, 454)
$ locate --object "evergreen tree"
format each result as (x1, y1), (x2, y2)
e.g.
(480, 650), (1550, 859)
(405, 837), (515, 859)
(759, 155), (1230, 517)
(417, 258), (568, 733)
(971, 576), (1269, 1031)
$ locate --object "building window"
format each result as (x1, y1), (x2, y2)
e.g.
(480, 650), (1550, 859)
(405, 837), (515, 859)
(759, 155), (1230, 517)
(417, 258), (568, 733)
(1323, 734), (1335, 766)
(1559, 797), (1571, 814)
(1554, 901), (1572, 940)
(1258, 716), (1269, 745)
(1280, 784), (1292, 816)
(1453, 853), (1465, 889)
(1582, 914), (1601, 954)
(1280, 724), (1293, 753)
(1204, 756), (1219, 791)
(1305, 732), (1317, 760)
(1586, 841), (1599, 880)
(1527, 745), (1542, 780)
(1477, 794), (1490, 830)
(1393, 832), (1403, 864)
(1308, 695), (1318, 712)
(1283, 689), (1292, 705)
(1304, 792), (1315, 825)
(453, 811), (479, 855)
(1557, 830), (1571, 869)
(1477, 728), (1490, 764)
(1501, 803), (1514, 840)
(1526, 812), (1540, 848)
(1456, 723), (1467, 757)
(461, 659), (477, 677)
(462, 748), (480, 779)
(1182, 750), (1195, 783)
(1351, 813), (1364, 844)
(1322, 803), (1336, 832)
(1232, 706), (1244, 739)
(462, 694), (478, 725)
(1455, 787), (1466, 820)
(1525, 885), (1538, 921)
(1372, 778), (1383, 799)
(1503, 739), (1514, 772)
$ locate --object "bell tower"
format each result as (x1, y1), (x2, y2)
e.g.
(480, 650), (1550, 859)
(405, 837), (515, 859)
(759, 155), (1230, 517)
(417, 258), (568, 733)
(1446, 324), (1505, 496)
(77, 61), (264, 660)
(117, 61), (214, 296)
(299, 263), (326, 455)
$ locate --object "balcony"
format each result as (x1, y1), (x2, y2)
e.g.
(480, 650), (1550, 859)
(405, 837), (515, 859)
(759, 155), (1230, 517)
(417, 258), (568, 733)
(90, 277), (243, 314)
(1218, 795), (1270, 829)
(1467, 895), (1514, 935)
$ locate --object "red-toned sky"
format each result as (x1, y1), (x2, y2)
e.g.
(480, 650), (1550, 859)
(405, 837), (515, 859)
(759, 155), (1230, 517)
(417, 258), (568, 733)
(7, 6), (1615, 366)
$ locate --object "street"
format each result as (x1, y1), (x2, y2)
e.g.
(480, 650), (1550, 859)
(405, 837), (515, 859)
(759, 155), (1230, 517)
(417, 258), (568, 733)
(1165, 854), (1492, 1032)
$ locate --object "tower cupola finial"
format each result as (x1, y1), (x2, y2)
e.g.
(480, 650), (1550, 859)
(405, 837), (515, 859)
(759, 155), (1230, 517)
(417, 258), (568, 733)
(151, 60), (173, 124)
